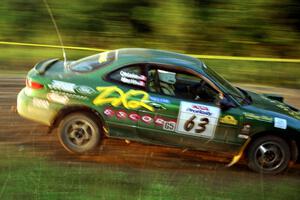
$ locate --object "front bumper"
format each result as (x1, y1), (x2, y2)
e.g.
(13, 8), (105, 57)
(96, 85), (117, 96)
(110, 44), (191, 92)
(17, 88), (58, 126)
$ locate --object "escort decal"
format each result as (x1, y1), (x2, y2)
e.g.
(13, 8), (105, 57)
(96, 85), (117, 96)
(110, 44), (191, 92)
(103, 107), (176, 131)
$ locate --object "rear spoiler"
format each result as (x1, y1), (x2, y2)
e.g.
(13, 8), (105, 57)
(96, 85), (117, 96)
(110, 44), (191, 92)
(34, 58), (59, 75)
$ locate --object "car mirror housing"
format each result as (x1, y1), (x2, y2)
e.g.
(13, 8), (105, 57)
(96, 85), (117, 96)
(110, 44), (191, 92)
(219, 97), (236, 110)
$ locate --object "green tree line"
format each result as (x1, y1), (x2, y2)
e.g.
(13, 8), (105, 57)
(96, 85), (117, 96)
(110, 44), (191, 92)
(0, 0), (300, 58)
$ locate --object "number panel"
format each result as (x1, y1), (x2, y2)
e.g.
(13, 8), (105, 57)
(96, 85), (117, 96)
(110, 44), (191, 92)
(176, 101), (220, 138)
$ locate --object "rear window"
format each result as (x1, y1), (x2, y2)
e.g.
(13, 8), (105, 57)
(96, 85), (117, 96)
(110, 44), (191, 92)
(70, 51), (115, 72)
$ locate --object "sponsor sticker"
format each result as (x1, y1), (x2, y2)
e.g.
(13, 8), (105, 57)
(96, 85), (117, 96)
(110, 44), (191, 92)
(238, 134), (249, 139)
(220, 115), (238, 125)
(75, 86), (96, 95)
(49, 80), (95, 97)
(149, 96), (170, 104)
(32, 98), (49, 109)
(48, 80), (75, 93)
(163, 121), (176, 131)
(47, 93), (69, 104)
(244, 112), (273, 123)
(184, 104), (212, 116)
(154, 117), (177, 131)
(241, 124), (251, 134)
(274, 117), (287, 129)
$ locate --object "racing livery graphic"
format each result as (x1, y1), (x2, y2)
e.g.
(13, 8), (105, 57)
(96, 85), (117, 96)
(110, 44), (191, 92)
(17, 48), (300, 174)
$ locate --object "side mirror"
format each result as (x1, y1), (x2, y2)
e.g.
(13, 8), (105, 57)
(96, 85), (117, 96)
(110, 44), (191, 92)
(219, 97), (236, 110)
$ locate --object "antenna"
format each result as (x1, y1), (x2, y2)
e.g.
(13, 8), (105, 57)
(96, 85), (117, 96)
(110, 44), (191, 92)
(42, 0), (68, 69)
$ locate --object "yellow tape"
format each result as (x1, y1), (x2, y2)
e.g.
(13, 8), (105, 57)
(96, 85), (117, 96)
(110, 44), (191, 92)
(189, 54), (300, 63)
(1, 41), (300, 63)
(0, 41), (106, 52)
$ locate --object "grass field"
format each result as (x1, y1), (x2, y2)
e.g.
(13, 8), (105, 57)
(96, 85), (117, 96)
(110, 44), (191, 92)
(0, 46), (299, 88)
(0, 144), (299, 200)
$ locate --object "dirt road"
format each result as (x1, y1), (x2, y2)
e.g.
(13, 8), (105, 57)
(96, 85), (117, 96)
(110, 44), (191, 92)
(0, 76), (299, 199)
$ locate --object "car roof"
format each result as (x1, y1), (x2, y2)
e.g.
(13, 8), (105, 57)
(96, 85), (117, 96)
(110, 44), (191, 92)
(115, 48), (204, 72)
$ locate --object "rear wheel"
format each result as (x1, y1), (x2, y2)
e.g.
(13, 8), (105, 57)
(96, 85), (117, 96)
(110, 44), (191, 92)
(247, 135), (290, 174)
(58, 112), (101, 153)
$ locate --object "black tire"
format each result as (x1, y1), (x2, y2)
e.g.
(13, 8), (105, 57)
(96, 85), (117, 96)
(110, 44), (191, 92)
(58, 112), (101, 153)
(247, 135), (290, 174)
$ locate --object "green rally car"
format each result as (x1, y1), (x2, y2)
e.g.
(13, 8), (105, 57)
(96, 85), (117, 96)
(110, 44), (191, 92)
(17, 48), (300, 174)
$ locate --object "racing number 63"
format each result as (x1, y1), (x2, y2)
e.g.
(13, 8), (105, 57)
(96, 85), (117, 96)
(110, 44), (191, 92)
(184, 115), (209, 134)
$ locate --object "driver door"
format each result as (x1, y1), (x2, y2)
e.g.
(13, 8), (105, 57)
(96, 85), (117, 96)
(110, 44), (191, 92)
(136, 65), (238, 151)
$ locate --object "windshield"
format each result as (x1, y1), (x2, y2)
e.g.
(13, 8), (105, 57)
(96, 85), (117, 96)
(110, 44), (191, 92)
(203, 63), (247, 104)
(70, 51), (115, 72)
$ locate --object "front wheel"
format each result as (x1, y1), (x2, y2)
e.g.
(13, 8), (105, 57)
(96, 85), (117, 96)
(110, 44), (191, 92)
(247, 135), (290, 174)
(58, 112), (101, 153)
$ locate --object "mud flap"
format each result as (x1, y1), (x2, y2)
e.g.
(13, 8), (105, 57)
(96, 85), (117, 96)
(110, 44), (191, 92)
(227, 138), (251, 167)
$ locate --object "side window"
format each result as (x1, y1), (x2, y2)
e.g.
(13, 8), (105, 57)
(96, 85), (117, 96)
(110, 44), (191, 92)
(148, 67), (219, 103)
(109, 65), (147, 88)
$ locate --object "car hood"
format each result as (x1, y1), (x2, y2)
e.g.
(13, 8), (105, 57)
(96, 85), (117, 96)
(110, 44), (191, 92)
(246, 90), (300, 121)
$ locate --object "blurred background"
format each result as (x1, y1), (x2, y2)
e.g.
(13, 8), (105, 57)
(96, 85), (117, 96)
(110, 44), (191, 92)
(0, 1), (300, 199)
(0, 0), (299, 86)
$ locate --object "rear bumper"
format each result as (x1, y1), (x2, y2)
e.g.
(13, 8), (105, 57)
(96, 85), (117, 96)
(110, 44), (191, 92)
(17, 88), (57, 126)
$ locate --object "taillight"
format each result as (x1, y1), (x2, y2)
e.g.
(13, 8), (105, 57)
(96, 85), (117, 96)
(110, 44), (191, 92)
(26, 78), (44, 89)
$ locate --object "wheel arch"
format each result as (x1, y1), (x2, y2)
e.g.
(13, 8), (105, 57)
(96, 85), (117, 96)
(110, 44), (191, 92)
(50, 105), (108, 136)
(246, 130), (299, 163)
